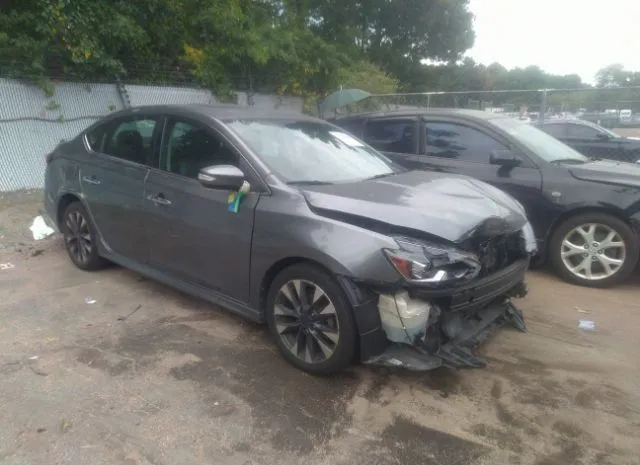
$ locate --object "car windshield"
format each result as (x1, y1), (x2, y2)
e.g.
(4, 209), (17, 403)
(490, 117), (589, 164)
(226, 119), (397, 184)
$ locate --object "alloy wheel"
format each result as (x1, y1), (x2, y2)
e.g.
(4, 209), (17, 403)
(273, 279), (340, 364)
(65, 210), (92, 264)
(560, 223), (626, 280)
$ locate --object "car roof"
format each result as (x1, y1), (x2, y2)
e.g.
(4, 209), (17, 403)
(329, 107), (507, 122)
(534, 119), (597, 128)
(106, 104), (321, 123)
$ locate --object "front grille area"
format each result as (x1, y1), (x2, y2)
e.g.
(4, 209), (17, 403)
(462, 231), (527, 278)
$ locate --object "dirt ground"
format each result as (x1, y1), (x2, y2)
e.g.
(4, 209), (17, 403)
(1, 190), (639, 465)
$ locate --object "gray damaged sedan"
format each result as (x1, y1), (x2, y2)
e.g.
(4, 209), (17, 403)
(43, 105), (537, 374)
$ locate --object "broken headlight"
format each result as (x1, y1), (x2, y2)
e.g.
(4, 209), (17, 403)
(384, 237), (481, 285)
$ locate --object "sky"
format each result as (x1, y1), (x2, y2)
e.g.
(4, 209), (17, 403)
(467, 0), (640, 84)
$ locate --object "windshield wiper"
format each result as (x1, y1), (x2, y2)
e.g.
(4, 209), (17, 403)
(287, 180), (333, 186)
(550, 158), (587, 165)
(365, 172), (397, 180)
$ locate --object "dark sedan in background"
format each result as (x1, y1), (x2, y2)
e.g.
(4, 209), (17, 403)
(331, 109), (640, 288)
(42, 105), (536, 374)
(535, 118), (640, 163)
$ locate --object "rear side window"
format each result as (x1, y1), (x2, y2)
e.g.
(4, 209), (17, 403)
(424, 122), (508, 163)
(102, 116), (160, 165)
(539, 124), (567, 138)
(86, 126), (106, 152)
(363, 118), (416, 153)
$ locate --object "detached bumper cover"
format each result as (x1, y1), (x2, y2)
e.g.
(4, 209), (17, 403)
(364, 299), (526, 370)
(359, 258), (530, 371)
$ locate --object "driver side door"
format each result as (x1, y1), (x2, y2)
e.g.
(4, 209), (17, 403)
(143, 116), (261, 303)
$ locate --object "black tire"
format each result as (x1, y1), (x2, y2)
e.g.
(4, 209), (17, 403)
(60, 201), (108, 271)
(265, 263), (358, 375)
(549, 212), (638, 288)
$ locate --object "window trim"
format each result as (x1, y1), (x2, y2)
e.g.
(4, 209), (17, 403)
(420, 117), (535, 168)
(362, 116), (420, 155)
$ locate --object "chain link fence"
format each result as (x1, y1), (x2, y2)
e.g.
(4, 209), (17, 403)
(0, 63), (304, 192)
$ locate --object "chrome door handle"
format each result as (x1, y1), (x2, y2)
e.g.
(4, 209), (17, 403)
(147, 194), (172, 206)
(82, 176), (101, 185)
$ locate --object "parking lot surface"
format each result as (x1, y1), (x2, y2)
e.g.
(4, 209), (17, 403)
(1, 190), (639, 465)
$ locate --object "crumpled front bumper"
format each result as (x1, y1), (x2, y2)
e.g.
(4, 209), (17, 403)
(364, 298), (526, 370)
(348, 258), (530, 372)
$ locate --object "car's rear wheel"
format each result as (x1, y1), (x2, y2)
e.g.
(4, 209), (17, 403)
(549, 213), (638, 288)
(61, 201), (107, 271)
(265, 263), (357, 375)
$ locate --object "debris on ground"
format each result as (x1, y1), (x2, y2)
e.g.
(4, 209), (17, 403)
(0, 262), (15, 270)
(59, 418), (72, 433)
(29, 216), (55, 240)
(31, 249), (44, 257)
(575, 306), (590, 314)
(578, 319), (596, 331)
(117, 304), (142, 321)
(85, 297), (97, 305)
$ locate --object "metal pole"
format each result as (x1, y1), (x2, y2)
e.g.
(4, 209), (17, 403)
(539, 89), (548, 124)
(427, 94), (431, 109)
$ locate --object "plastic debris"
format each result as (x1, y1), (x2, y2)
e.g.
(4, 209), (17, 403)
(29, 216), (55, 240)
(578, 320), (596, 331)
(60, 418), (72, 433)
(85, 297), (97, 305)
(0, 262), (15, 270)
(575, 306), (589, 314)
(29, 355), (39, 360)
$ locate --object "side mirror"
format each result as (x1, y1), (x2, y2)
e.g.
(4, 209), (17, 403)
(197, 165), (245, 190)
(595, 133), (610, 141)
(490, 150), (523, 168)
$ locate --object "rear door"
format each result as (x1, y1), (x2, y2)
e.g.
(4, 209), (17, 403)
(143, 115), (260, 302)
(80, 114), (162, 263)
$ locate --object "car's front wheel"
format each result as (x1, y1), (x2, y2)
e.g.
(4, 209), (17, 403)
(265, 263), (357, 375)
(61, 201), (107, 271)
(549, 213), (638, 288)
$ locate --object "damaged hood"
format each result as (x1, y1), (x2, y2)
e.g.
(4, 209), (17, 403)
(568, 160), (640, 188)
(301, 171), (528, 243)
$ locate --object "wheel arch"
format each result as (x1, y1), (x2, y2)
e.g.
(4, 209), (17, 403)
(56, 193), (82, 228)
(258, 257), (335, 314)
(544, 205), (636, 259)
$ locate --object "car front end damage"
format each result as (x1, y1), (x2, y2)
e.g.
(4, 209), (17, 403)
(341, 222), (537, 371)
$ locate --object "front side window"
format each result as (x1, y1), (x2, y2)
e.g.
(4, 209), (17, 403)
(362, 118), (416, 153)
(425, 122), (508, 163)
(490, 116), (587, 164)
(226, 119), (398, 184)
(162, 119), (238, 179)
(102, 116), (159, 165)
